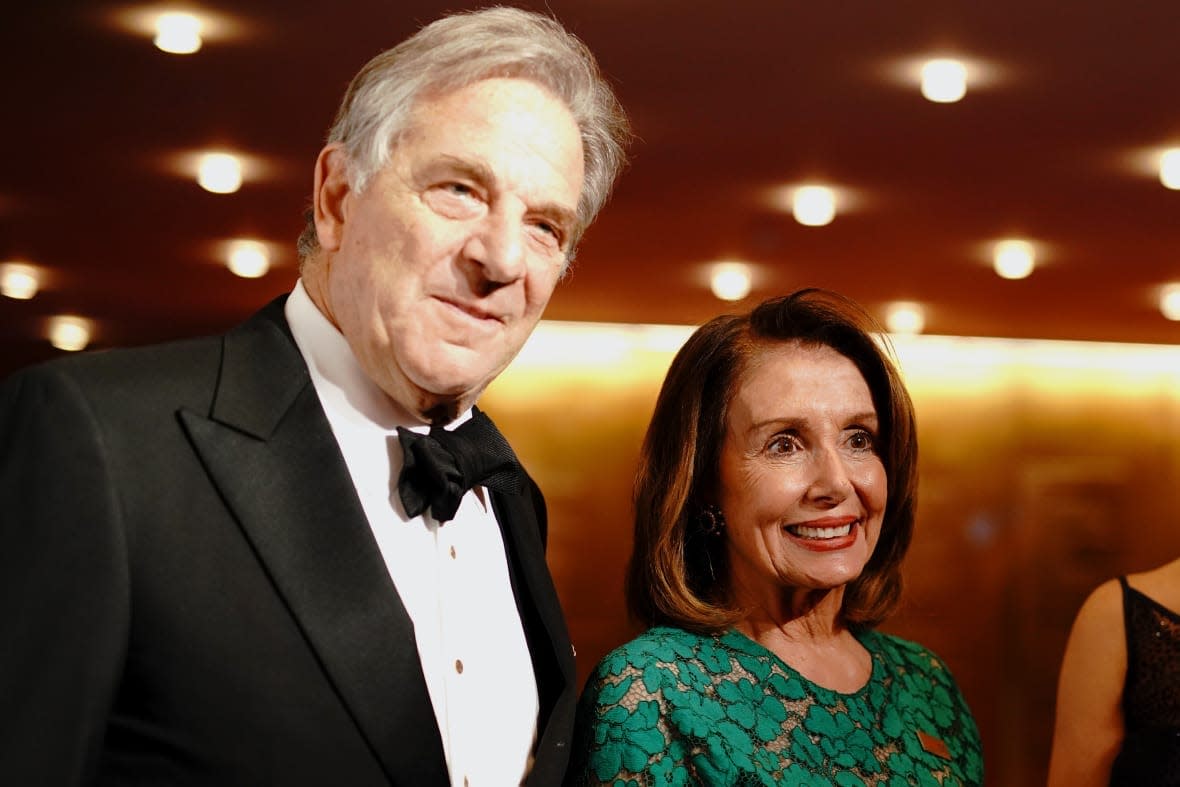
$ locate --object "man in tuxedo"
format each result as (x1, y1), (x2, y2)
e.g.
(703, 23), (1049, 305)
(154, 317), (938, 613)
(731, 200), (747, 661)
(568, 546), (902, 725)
(0, 7), (629, 785)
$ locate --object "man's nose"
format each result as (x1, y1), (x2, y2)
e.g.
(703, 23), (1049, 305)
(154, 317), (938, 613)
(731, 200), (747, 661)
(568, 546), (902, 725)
(464, 210), (526, 285)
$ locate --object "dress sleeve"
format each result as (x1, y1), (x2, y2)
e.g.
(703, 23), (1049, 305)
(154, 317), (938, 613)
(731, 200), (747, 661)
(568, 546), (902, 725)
(566, 650), (689, 787)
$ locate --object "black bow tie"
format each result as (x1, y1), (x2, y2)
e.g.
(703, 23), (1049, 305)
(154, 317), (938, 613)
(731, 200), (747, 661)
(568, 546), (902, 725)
(395, 410), (523, 523)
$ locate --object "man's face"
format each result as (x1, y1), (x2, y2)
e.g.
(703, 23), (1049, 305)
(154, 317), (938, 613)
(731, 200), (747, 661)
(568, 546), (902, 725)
(310, 77), (584, 421)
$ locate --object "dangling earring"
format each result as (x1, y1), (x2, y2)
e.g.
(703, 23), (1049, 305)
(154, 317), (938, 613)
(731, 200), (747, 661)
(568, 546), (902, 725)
(699, 504), (726, 537)
(692, 505), (726, 586)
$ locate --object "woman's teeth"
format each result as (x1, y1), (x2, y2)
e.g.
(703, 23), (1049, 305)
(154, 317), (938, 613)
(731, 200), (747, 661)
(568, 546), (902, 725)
(787, 523), (853, 539)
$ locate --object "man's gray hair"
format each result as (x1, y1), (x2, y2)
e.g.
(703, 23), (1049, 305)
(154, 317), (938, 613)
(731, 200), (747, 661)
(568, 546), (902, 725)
(296, 6), (630, 264)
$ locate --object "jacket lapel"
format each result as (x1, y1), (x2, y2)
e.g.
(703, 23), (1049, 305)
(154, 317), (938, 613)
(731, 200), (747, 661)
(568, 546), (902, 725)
(491, 483), (576, 785)
(178, 300), (448, 786)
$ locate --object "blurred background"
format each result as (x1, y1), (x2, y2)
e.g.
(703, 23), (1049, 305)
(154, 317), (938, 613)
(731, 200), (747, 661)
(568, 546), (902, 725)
(4, 1), (1180, 783)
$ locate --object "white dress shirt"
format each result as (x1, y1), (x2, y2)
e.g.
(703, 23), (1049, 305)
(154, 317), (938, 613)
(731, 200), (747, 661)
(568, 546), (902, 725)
(285, 281), (539, 786)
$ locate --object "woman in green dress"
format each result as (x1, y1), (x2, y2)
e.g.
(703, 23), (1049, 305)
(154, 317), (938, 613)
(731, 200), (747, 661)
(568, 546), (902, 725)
(568, 290), (984, 786)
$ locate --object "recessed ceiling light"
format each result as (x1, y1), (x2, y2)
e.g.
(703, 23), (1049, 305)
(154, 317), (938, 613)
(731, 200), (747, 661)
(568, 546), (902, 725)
(107, 6), (251, 51)
(920, 58), (968, 103)
(709, 262), (753, 301)
(792, 185), (837, 227)
(766, 183), (862, 223)
(47, 315), (93, 352)
(885, 301), (926, 335)
(880, 55), (1000, 102)
(0, 262), (41, 300)
(197, 152), (243, 194)
(993, 239), (1036, 280)
(154, 11), (202, 54)
(226, 240), (270, 278)
(1160, 148), (1180, 190)
(163, 150), (279, 191)
(1160, 284), (1180, 321)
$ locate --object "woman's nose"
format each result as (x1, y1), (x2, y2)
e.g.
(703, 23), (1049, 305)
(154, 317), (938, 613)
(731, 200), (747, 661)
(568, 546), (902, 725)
(805, 446), (853, 503)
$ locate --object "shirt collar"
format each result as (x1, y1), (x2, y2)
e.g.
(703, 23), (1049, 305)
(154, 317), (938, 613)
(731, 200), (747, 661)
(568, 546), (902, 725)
(285, 279), (473, 435)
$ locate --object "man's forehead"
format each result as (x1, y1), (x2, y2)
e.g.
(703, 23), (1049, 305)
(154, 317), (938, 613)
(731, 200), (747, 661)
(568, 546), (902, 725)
(401, 84), (583, 200)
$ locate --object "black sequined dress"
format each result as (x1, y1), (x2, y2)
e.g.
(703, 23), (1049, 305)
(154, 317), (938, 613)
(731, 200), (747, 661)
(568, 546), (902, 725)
(1109, 576), (1180, 785)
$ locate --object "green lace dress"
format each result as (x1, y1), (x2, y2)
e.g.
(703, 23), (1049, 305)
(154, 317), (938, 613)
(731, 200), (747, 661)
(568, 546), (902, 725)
(568, 626), (983, 786)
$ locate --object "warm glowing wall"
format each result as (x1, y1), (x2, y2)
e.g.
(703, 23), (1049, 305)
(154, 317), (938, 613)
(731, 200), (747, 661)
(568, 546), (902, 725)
(483, 324), (1180, 787)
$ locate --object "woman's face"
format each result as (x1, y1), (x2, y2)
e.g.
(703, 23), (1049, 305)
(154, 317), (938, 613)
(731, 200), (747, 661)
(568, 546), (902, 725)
(718, 341), (888, 606)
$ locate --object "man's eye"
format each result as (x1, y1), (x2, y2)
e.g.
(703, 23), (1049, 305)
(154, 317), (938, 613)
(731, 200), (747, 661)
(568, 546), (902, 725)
(534, 221), (563, 242)
(529, 220), (566, 252)
(424, 183), (484, 218)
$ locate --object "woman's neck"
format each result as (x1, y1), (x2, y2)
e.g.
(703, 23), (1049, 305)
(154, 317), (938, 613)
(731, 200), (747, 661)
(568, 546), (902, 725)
(732, 585), (871, 693)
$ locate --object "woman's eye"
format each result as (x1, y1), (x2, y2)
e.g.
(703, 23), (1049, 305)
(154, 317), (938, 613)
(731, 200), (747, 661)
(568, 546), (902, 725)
(848, 430), (876, 452)
(767, 434), (799, 455)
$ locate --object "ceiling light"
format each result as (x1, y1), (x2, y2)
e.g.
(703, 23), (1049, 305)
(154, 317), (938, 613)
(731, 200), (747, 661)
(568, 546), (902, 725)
(885, 302), (926, 335)
(164, 150), (279, 191)
(1161, 284), (1180, 321)
(47, 315), (93, 352)
(792, 185), (836, 226)
(154, 12), (203, 54)
(108, 7), (251, 53)
(0, 262), (40, 300)
(920, 59), (968, 103)
(709, 262), (753, 301)
(993, 239), (1036, 280)
(197, 153), (243, 194)
(1161, 148), (1180, 190)
(881, 56), (999, 102)
(227, 240), (270, 278)
(766, 183), (862, 222)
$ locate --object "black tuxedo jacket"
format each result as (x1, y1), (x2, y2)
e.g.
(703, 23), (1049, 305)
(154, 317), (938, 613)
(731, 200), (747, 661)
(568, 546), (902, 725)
(0, 298), (576, 786)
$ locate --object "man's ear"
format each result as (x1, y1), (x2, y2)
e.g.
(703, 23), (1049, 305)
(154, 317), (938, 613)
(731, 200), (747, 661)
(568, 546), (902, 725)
(312, 143), (351, 252)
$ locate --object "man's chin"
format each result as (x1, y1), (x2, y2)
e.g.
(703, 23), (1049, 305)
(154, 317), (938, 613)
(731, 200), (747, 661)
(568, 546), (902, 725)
(410, 370), (496, 418)
(432, 346), (512, 387)
(395, 344), (515, 415)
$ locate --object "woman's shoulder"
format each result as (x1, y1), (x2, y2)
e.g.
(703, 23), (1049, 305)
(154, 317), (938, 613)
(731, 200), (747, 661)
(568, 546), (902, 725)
(585, 622), (731, 679)
(859, 627), (938, 657)
(860, 629), (962, 683)
(590, 626), (713, 673)
(1071, 577), (1124, 634)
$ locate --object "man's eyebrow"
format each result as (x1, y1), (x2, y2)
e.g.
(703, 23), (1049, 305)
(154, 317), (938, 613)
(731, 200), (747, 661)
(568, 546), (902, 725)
(428, 155), (496, 183)
(535, 201), (580, 234)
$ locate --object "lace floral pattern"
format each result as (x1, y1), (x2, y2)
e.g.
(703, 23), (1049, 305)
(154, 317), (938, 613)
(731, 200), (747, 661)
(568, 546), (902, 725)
(569, 626), (983, 786)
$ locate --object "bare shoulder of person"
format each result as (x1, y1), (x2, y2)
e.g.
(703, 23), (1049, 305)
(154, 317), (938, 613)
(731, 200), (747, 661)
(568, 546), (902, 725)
(1061, 577), (1126, 688)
